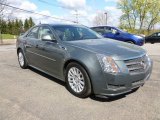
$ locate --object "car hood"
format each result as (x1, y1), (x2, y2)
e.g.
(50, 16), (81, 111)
(65, 38), (146, 60)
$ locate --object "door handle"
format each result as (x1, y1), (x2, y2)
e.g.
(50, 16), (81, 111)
(24, 42), (32, 48)
(36, 44), (45, 50)
(59, 45), (67, 50)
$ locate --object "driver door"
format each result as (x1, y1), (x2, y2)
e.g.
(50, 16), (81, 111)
(37, 26), (66, 78)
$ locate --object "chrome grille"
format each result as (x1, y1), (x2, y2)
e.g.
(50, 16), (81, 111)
(124, 55), (148, 74)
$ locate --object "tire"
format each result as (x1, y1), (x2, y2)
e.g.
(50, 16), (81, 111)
(126, 41), (135, 44)
(132, 87), (140, 92)
(18, 49), (28, 69)
(65, 62), (92, 98)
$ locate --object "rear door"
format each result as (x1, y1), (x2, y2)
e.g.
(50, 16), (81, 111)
(92, 27), (115, 39)
(110, 27), (124, 41)
(103, 26), (115, 39)
(24, 26), (41, 67)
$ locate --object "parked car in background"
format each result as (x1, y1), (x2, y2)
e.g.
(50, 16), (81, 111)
(145, 32), (160, 44)
(17, 24), (152, 98)
(91, 26), (145, 46)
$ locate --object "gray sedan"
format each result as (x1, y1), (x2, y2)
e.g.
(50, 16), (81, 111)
(16, 24), (153, 98)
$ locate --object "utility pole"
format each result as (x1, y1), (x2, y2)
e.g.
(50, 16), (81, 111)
(104, 12), (107, 25)
(74, 10), (80, 24)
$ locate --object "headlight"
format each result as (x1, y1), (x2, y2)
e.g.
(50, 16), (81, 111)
(146, 54), (151, 66)
(146, 54), (150, 61)
(135, 35), (143, 39)
(97, 54), (120, 73)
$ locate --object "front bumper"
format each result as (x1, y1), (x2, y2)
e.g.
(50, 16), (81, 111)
(94, 60), (153, 97)
(136, 38), (145, 46)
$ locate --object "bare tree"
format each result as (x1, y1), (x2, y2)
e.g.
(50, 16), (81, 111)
(145, 1), (160, 34)
(0, 0), (7, 15)
(93, 11), (110, 26)
(0, 0), (7, 43)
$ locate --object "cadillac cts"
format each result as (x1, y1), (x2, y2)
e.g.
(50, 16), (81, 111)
(16, 24), (153, 98)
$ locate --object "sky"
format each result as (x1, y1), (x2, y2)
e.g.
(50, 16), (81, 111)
(5, 0), (122, 27)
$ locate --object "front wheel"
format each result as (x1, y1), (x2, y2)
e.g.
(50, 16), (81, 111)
(18, 50), (28, 69)
(132, 87), (140, 92)
(126, 41), (135, 44)
(65, 63), (92, 98)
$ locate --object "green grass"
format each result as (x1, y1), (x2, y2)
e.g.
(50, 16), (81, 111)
(1, 34), (16, 39)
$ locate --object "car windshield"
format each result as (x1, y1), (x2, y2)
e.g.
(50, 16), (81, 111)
(52, 25), (103, 41)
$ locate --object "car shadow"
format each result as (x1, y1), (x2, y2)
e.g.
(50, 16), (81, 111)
(90, 95), (126, 102)
(28, 67), (65, 87)
(90, 90), (137, 102)
(28, 67), (138, 102)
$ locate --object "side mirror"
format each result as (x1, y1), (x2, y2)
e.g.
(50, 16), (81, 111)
(116, 31), (120, 35)
(42, 34), (56, 42)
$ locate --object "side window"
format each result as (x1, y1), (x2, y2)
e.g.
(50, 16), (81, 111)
(152, 33), (157, 37)
(38, 26), (56, 41)
(105, 27), (112, 33)
(157, 33), (160, 36)
(27, 27), (39, 39)
(92, 27), (105, 35)
(111, 28), (118, 34)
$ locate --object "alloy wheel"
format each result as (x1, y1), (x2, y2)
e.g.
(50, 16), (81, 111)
(68, 67), (85, 93)
(18, 52), (25, 67)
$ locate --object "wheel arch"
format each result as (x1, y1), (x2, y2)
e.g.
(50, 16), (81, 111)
(17, 47), (29, 65)
(125, 39), (136, 44)
(17, 47), (22, 54)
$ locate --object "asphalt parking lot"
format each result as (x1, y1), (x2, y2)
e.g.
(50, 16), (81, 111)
(0, 43), (159, 120)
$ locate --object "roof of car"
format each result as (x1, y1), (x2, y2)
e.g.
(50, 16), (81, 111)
(91, 25), (115, 28)
(38, 23), (82, 27)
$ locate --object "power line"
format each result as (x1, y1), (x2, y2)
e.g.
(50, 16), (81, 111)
(0, 3), (76, 23)
(37, 0), (83, 23)
(38, 0), (73, 10)
(73, 10), (81, 23)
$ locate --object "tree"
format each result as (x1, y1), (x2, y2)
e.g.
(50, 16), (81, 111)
(0, 0), (7, 18)
(145, 1), (160, 34)
(28, 17), (35, 28)
(0, 17), (34, 36)
(117, 0), (160, 34)
(24, 17), (35, 31)
(1, 19), (7, 33)
(24, 18), (29, 31)
(93, 11), (109, 26)
(18, 19), (24, 33)
(14, 19), (20, 35)
(7, 20), (12, 34)
(0, 0), (7, 43)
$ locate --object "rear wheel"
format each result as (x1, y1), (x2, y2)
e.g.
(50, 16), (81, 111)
(126, 41), (135, 44)
(132, 87), (140, 92)
(65, 62), (92, 98)
(18, 49), (28, 69)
